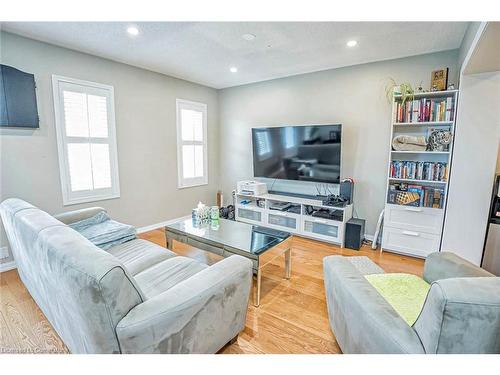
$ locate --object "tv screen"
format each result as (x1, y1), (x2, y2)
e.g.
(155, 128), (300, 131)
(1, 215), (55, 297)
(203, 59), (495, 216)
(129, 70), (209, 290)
(252, 124), (342, 184)
(0, 64), (39, 128)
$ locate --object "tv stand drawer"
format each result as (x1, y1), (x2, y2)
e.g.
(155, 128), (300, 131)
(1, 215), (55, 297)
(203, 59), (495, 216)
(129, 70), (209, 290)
(302, 217), (342, 242)
(236, 206), (263, 224)
(267, 212), (299, 232)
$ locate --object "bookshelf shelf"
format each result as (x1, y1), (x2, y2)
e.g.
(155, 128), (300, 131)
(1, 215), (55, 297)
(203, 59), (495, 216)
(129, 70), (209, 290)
(393, 121), (453, 126)
(391, 150), (450, 155)
(388, 177), (447, 185)
(382, 89), (459, 258)
(394, 89), (458, 99)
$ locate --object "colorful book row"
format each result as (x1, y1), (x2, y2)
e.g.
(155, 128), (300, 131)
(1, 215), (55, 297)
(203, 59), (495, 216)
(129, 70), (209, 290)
(390, 160), (448, 182)
(395, 97), (454, 123)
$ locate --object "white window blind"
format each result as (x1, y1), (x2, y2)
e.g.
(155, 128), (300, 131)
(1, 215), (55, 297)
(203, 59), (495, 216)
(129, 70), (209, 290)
(176, 99), (208, 188)
(52, 75), (120, 205)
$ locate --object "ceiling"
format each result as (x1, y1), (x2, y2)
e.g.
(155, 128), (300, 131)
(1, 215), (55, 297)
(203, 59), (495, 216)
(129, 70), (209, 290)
(1, 22), (469, 89)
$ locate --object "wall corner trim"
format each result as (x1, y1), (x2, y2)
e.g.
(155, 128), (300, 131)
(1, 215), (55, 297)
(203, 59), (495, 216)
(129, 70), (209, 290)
(460, 22), (488, 76)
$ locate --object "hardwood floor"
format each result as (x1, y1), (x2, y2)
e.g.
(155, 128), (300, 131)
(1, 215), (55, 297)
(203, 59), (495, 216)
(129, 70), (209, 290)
(0, 229), (424, 354)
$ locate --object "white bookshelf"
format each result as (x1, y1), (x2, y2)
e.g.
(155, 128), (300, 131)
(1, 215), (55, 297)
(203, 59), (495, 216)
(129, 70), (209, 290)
(391, 150), (450, 154)
(234, 192), (353, 247)
(381, 89), (459, 258)
(393, 121), (453, 126)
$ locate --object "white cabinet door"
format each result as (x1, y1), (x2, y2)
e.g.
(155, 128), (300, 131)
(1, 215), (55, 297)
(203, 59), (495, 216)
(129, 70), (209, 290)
(236, 206), (263, 225)
(384, 204), (444, 235)
(266, 211), (300, 233)
(302, 217), (342, 243)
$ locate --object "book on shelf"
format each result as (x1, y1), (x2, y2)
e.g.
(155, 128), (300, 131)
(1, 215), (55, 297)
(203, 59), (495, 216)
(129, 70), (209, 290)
(387, 182), (445, 209)
(390, 160), (448, 182)
(394, 97), (454, 123)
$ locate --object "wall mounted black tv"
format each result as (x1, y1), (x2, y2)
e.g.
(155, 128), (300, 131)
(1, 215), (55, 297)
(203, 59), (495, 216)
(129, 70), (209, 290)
(252, 124), (342, 184)
(0, 64), (39, 128)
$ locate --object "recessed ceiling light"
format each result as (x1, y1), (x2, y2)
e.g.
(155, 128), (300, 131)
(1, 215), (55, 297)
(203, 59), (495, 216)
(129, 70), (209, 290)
(230, 67), (238, 73)
(127, 26), (139, 36)
(346, 40), (358, 47)
(242, 33), (256, 41)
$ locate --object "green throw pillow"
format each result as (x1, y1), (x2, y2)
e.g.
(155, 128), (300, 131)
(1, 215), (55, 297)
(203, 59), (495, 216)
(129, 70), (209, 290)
(364, 273), (430, 326)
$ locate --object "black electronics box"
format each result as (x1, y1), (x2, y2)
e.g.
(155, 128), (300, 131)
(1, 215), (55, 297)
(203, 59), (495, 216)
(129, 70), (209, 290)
(345, 218), (365, 250)
(340, 179), (354, 204)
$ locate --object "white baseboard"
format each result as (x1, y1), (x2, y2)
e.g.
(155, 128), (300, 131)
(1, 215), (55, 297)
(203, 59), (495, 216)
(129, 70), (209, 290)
(136, 216), (191, 234)
(0, 260), (17, 273)
(364, 234), (375, 241)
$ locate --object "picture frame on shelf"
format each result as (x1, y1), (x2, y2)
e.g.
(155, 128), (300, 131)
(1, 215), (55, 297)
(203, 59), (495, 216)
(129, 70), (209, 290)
(431, 68), (449, 91)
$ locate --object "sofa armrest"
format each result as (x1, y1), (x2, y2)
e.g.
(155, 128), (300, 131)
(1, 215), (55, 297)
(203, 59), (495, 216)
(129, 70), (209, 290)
(423, 252), (493, 284)
(413, 277), (500, 353)
(54, 207), (107, 225)
(323, 256), (425, 353)
(116, 255), (253, 353)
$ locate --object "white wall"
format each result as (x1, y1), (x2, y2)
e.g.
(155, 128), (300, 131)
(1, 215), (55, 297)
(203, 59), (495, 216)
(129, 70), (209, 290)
(218, 50), (459, 235)
(0, 32), (220, 264)
(441, 71), (500, 264)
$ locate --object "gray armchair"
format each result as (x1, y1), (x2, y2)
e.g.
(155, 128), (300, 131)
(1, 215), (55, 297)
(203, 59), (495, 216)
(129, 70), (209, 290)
(324, 252), (500, 354)
(0, 199), (253, 353)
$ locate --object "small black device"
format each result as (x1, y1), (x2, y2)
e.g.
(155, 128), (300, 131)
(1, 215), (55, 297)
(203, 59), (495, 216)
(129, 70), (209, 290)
(345, 218), (365, 250)
(340, 178), (354, 204)
(308, 207), (344, 221)
(269, 202), (292, 211)
(219, 205), (235, 220)
(322, 194), (347, 207)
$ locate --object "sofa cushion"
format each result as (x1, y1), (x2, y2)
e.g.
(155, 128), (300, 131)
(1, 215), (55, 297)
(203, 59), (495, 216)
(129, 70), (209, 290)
(134, 256), (208, 299)
(365, 273), (430, 326)
(346, 256), (385, 275)
(108, 239), (177, 276)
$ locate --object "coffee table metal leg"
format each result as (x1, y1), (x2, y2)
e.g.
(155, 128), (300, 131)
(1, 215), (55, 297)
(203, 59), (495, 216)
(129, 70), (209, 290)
(254, 269), (262, 307)
(285, 248), (291, 279)
(165, 232), (173, 250)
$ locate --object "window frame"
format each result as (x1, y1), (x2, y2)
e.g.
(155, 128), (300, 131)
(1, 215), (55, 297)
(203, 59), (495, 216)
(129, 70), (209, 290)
(52, 75), (120, 206)
(176, 99), (208, 189)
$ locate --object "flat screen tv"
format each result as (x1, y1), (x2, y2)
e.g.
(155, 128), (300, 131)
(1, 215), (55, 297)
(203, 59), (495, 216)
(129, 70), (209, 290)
(0, 64), (39, 128)
(252, 124), (342, 184)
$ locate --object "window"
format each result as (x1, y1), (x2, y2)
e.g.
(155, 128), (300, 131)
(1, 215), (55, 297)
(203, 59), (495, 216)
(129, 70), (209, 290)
(52, 75), (120, 205)
(176, 99), (208, 188)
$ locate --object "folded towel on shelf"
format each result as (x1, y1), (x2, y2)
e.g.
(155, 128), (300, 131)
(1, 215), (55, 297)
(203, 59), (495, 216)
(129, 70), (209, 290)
(69, 211), (137, 250)
(392, 135), (427, 151)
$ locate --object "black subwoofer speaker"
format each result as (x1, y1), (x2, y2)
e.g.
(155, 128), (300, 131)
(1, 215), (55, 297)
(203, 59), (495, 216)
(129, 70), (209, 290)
(345, 218), (365, 250)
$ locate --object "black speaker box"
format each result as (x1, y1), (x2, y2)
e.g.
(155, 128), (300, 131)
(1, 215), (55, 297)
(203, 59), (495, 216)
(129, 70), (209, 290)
(340, 180), (354, 204)
(345, 218), (365, 250)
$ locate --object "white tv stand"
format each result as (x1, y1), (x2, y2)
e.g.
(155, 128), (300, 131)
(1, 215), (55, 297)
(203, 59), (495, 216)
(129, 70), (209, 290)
(235, 192), (353, 247)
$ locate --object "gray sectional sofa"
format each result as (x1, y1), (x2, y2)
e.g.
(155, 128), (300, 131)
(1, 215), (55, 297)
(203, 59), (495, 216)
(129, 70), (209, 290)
(324, 253), (500, 354)
(0, 199), (253, 354)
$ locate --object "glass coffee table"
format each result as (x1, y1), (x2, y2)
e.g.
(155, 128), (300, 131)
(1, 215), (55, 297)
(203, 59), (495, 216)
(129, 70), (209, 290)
(165, 217), (292, 307)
